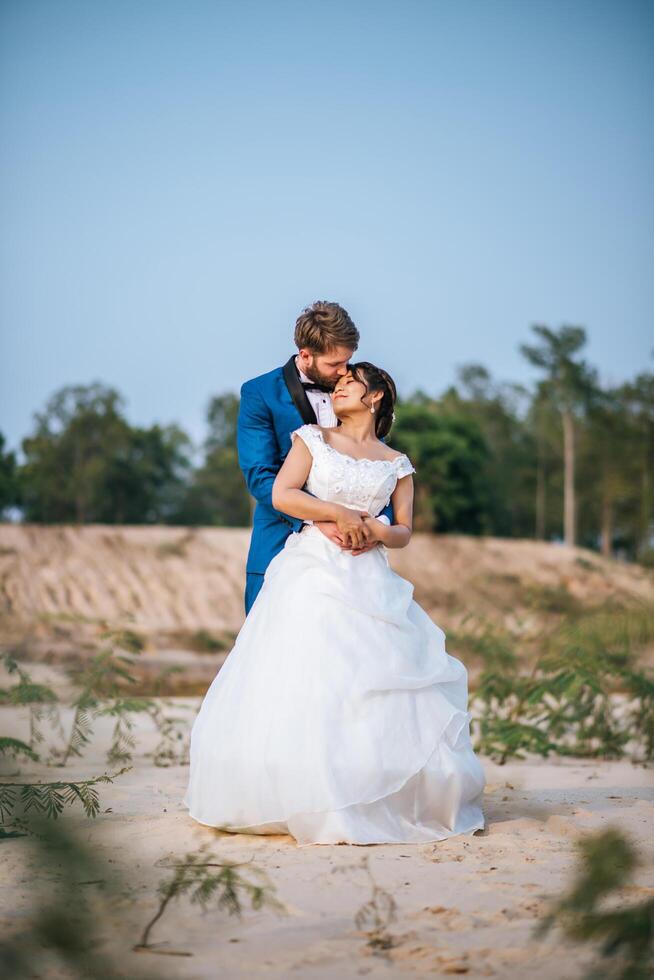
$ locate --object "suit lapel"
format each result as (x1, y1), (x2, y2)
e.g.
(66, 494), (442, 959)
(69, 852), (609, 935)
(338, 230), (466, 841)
(282, 354), (317, 425)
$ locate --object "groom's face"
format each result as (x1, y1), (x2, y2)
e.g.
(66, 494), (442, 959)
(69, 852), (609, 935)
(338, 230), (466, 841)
(299, 345), (354, 389)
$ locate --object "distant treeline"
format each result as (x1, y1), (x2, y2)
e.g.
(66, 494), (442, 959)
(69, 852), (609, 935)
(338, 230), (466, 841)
(1, 324), (652, 564)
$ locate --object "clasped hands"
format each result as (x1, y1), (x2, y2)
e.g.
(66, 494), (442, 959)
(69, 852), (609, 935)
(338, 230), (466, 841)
(314, 508), (383, 556)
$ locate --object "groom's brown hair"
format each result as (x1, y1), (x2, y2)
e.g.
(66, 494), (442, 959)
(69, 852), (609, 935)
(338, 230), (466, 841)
(294, 301), (360, 354)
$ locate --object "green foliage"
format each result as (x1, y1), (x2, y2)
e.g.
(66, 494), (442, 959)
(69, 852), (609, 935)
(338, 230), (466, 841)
(447, 615), (517, 670)
(0, 816), (283, 975)
(134, 840), (286, 953)
(97, 698), (156, 764)
(0, 430), (20, 516)
(2, 624), (188, 773)
(205, 392), (240, 453)
(173, 445), (251, 525)
(550, 602), (654, 658)
(0, 637), (190, 843)
(523, 582), (585, 616)
(24, 626), (190, 769)
(535, 827), (654, 979)
(145, 697), (194, 767)
(106, 627), (145, 652)
(6, 344), (653, 559)
(583, 371), (654, 563)
(0, 653), (62, 754)
(332, 854), (399, 954)
(55, 626), (155, 766)
(443, 365), (536, 537)
(18, 382), (192, 523)
(0, 736), (39, 762)
(187, 629), (233, 653)
(0, 767), (130, 834)
(520, 324), (597, 414)
(172, 393), (250, 526)
(472, 604), (654, 764)
(390, 400), (490, 532)
(0, 814), (158, 979)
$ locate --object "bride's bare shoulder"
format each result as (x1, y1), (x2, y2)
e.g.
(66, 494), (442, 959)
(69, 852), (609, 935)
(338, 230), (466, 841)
(314, 424), (338, 440)
(379, 443), (406, 462)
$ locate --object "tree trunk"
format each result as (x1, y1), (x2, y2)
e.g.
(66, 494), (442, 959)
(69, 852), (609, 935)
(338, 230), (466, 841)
(600, 491), (613, 558)
(639, 453), (651, 560)
(562, 410), (576, 546)
(535, 444), (546, 540)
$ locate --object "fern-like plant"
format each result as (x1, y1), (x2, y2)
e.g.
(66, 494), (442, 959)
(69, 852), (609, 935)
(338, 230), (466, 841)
(134, 840), (286, 955)
(470, 604), (654, 764)
(0, 653), (62, 756)
(0, 813), (158, 979)
(534, 826), (654, 979)
(0, 735), (39, 764)
(0, 766), (130, 837)
(332, 854), (399, 954)
(56, 626), (151, 766)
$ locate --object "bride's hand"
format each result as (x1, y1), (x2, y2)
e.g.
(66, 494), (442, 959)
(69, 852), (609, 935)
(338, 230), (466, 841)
(360, 517), (383, 544)
(334, 507), (370, 550)
(348, 517), (383, 556)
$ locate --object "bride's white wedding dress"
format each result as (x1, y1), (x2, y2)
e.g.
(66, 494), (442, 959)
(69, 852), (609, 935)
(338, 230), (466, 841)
(183, 423), (486, 846)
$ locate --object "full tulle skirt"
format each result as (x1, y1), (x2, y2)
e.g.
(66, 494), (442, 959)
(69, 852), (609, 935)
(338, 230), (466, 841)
(182, 526), (486, 846)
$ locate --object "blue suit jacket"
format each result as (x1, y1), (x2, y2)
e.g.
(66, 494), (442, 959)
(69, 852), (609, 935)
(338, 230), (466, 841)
(237, 354), (394, 575)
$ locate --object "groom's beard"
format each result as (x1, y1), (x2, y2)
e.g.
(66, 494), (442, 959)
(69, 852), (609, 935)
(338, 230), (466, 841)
(303, 365), (339, 390)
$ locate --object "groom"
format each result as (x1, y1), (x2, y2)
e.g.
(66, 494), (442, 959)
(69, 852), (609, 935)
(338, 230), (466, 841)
(237, 300), (393, 614)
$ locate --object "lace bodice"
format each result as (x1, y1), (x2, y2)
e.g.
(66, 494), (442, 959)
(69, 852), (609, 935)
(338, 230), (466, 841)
(290, 424), (416, 518)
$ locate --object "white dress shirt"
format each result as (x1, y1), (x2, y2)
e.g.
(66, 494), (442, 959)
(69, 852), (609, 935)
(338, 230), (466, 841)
(295, 357), (338, 427)
(294, 356), (390, 529)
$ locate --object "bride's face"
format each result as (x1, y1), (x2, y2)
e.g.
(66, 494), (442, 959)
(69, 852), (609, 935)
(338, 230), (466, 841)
(332, 371), (381, 417)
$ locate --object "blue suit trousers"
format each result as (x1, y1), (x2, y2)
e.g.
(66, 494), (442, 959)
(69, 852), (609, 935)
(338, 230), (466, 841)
(245, 572), (265, 616)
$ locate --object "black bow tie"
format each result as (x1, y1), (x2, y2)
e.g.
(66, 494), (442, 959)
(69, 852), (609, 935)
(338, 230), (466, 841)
(301, 381), (333, 394)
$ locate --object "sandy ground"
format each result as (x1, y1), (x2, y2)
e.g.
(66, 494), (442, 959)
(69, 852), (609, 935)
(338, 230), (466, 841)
(2, 526), (653, 976)
(2, 701), (653, 979)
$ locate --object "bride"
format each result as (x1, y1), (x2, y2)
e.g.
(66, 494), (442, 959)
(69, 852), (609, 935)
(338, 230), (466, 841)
(183, 361), (486, 846)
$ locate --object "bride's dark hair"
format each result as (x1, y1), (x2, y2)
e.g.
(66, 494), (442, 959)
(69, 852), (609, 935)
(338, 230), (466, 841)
(347, 361), (397, 439)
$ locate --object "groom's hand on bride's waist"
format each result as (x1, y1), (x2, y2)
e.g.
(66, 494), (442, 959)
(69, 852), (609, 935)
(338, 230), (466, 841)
(348, 540), (379, 556)
(313, 518), (383, 556)
(350, 516), (385, 555)
(313, 520), (347, 548)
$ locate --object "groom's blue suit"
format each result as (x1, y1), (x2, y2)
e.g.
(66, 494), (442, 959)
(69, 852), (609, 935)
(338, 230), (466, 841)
(237, 354), (394, 614)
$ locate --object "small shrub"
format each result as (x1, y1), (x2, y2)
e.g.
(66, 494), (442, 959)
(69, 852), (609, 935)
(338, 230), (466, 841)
(535, 826), (654, 979)
(134, 840), (286, 955)
(523, 582), (585, 616)
(189, 629), (232, 653)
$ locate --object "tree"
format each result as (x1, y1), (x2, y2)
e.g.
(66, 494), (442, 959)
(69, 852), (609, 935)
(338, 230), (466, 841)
(442, 364), (535, 538)
(519, 325), (598, 547)
(390, 400), (490, 533)
(172, 394), (250, 527)
(577, 387), (634, 558)
(18, 383), (192, 523)
(0, 432), (19, 518)
(612, 371), (654, 562)
(525, 382), (562, 541)
(205, 393), (240, 454)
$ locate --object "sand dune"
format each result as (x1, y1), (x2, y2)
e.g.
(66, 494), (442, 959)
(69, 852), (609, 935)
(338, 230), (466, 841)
(2, 523), (652, 641)
(2, 523), (652, 696)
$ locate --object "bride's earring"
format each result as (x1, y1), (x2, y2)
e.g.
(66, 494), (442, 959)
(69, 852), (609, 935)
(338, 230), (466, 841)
(370, 406), (375, 414)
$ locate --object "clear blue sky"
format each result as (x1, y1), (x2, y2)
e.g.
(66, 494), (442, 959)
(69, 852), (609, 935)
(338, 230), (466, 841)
(1, 0), (652, 454)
